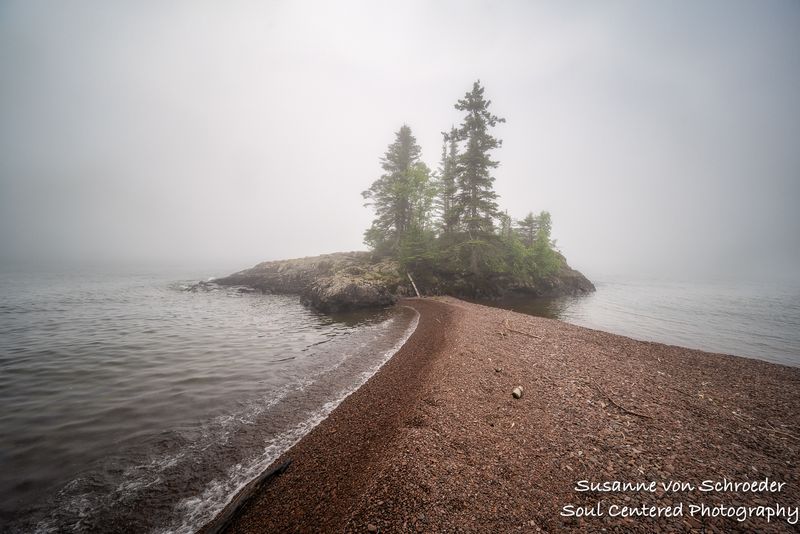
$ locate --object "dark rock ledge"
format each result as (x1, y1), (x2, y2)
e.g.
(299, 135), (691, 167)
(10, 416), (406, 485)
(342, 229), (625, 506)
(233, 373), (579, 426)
(214, 252), (398, 313)
(212, 251), (594, 312)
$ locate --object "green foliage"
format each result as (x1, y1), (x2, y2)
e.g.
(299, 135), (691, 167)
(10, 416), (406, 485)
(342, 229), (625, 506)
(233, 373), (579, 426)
(363, 225), (393, 257)
(428, 231), (469, 273)
(516, 212), (537, 247)
(362, 82), (565, 295)
(498, 210), (513, 240)
(530, 211), (560, 277)
(398, 225), (436, 271)
(435, 127), (459, 234)
(501, 230), (533, 279)
(406, 162), (437, 232)
(452, 80), (505, 238)
(362, 125), (428, 255)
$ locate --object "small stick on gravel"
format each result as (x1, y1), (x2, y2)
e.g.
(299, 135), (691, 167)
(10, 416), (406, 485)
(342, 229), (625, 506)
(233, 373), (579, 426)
(502, 319), (542, 340)
(763, 421), (800, 442)
(592, 381), (654, 419)
(664, 384), (692, 396)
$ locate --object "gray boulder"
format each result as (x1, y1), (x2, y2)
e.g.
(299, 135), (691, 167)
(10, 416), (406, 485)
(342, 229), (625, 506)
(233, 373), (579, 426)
(304, 273), (396, 313)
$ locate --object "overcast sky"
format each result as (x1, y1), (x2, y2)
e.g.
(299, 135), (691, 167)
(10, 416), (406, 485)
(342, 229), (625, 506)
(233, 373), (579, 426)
(1, 1), (798, 280)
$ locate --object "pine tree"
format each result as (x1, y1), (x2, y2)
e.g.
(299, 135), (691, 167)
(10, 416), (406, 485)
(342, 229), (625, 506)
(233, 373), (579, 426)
(362, 125), (425, 255)
(516, 212), (538, 247)
(407, 161), (436, 232)
(452, 80), (505, 273)
(499, 210), (513, 240)
(535, 211), (552, 240)
(531, 211), (560, 276)
(436, 127), (459, 234)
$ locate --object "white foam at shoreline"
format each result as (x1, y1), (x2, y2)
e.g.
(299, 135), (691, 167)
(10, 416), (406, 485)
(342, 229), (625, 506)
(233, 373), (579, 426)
(158, 306), (420, 534)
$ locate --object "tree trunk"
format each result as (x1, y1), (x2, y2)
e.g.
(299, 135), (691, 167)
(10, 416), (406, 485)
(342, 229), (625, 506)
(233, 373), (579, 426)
(470, 245), (479, 276)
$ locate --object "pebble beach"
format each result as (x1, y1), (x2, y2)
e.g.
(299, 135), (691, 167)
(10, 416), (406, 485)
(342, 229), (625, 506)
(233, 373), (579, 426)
(208, 297), (800, 533)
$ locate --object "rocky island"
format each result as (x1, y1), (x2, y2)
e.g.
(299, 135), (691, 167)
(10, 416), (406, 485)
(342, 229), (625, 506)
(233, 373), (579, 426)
(214, 250), (594, 313)
(214, 82), (596, 313)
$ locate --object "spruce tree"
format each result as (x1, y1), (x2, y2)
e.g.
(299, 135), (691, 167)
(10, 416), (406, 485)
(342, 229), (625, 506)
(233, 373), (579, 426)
(452, 80), (505, 273)
(516, 212), (538, 247)
(362, 125), (424, 254)
(436, 127), (459, 234)
(531, 211), (560, 276)
(499, 210), (513, 240)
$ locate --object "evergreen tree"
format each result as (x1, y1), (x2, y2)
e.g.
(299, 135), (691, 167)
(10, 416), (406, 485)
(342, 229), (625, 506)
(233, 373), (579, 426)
(398, 162), (437, 272)
(531, 211), (560, 277)
(436, 127), (459, 234)
(359, 86), (568, 297)
(362, 125), (423, 254)
(499, 210), (513, 240)
(535, 210), (552, 239)
(406, 161), (437, 232)
(452, 80), (505, 273)
(516, 211), (538, 247)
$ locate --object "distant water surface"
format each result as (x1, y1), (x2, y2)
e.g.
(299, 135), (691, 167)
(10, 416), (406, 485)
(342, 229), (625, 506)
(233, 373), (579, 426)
(478, 276), (800, 367)
(0, 271), (416, 533)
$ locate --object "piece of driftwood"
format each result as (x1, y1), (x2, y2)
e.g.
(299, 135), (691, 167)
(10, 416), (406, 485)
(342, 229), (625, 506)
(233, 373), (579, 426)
(407, 272), (421, 298)
(201, 458), (293, 534)
(763, 421), (800, 442)
(593, 381), (654, 419)
(502, 319), (542, 339)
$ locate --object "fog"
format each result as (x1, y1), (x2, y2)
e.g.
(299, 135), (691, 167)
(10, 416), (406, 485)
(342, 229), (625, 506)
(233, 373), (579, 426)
(1, 1), (798, 281)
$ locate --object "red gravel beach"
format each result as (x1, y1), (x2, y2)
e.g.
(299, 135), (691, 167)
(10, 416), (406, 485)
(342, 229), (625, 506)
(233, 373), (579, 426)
(210, 297), (800, 533)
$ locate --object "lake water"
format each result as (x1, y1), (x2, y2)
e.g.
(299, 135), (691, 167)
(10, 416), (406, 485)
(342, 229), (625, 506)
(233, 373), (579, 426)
(3, 271), (799, 533)
(0, 271), (417, 533)
(478, 276), (800, 367)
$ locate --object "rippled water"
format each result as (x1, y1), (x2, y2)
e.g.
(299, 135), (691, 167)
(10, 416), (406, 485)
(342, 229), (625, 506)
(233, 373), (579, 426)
(480, 276), (800, 367)
(0, 271), (417, 533)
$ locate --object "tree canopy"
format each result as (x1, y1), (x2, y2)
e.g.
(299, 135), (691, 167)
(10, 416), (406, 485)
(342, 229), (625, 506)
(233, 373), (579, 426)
(361, 82), (563, 295)
(453, 81), (505, 237)
(362, 125), (431, 255)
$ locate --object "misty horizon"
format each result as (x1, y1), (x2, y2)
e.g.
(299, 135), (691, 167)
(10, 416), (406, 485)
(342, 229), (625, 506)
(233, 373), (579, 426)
(1, 1), (799, 282)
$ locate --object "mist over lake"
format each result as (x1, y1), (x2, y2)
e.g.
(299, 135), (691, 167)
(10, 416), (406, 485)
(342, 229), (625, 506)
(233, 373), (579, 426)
(477, 275), (800, 367)
(1, 1), (798, 282)
(1, 1), (799, 532)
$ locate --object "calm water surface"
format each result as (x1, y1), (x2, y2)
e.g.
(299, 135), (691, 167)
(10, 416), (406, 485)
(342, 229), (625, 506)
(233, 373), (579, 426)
(480, 276), (800, 367)
(0, 271), (417, 533)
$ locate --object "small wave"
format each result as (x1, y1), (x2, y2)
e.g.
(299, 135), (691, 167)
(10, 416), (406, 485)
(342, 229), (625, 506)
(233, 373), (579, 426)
(159, 307), (420, 534)
(32, 381), (308, 534)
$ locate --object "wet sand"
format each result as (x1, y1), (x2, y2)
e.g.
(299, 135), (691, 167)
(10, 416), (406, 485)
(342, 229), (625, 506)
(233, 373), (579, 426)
(214, 297), (800, 533)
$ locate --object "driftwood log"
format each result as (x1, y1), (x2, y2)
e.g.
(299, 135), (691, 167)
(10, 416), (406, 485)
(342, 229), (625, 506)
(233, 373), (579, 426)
(406, 272), (421, 298)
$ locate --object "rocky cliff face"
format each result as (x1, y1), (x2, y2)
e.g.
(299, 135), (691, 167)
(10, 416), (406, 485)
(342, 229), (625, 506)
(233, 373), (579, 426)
(214, 251), (594, 311)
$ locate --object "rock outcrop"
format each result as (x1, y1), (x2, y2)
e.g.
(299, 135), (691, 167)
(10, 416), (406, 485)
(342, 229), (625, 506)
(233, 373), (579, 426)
(214, 252), (398, 312)
(505, 256), (596, 297)
(214, 250), (595, 312)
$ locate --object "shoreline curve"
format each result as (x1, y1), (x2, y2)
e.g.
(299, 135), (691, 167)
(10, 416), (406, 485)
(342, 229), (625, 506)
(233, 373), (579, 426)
(209, 297), (800, 533)
(198, 301), (428, 534)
